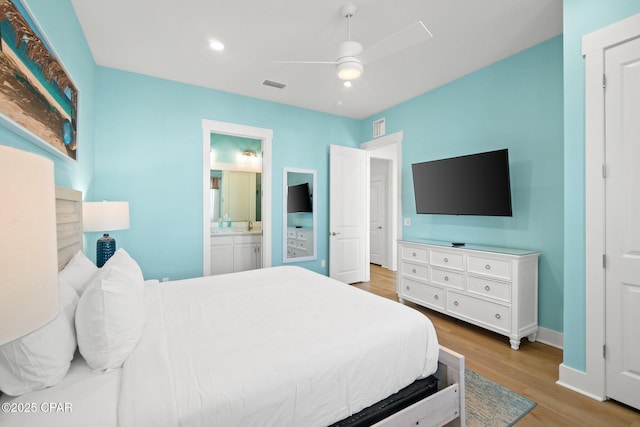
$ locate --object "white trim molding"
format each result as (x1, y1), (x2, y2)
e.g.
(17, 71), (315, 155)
(536, 327), (563, 350)
(557, 364), (606, 402)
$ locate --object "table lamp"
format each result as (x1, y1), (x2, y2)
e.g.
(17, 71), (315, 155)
(0, 146), (59, 345)
(83, 201), (130, 267)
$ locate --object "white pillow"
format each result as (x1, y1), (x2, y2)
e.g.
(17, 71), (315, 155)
(59, 250), (98, 296)
(0, 280), (78, 396)
(75, 249), (145, 372)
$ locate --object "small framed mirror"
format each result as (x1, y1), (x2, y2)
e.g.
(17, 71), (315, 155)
(283, 168), (317, 263)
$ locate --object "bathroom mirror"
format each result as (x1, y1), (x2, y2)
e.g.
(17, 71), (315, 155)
(283, 168), (317, 263)
(210, 170), (261, 223)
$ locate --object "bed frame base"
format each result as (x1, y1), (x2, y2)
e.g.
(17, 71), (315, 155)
(373, 346), (465, 427)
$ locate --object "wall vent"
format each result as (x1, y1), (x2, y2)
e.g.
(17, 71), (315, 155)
(262, 80), (286, 89)
(373, 118), (386, 138)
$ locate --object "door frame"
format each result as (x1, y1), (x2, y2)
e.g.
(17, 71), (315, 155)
(202, 119), (273, 276)
(361, 131), (403, 272)
(560, 12), (640, 401)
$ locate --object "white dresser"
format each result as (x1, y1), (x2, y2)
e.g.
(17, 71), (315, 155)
(286, 227), (314, 258)
(398, 239), (540, 350)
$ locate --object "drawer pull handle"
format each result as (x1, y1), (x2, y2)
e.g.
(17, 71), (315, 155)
(485, 264), (491, 270)
(412, 268), (417, 274)
(484, 285), (491, 291)
(444, 276), (449, 282)
(495, 313), (501, 320)
(412, 252), (417, 257)
(444, 257), (449, 263)
(454, 301), (459, 306)
(406, 286), (411, 291)
(434, 294), (439, 300)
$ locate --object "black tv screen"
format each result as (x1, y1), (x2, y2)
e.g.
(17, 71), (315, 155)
(287, 183), (312, 213)
(411, 149), (513, 216)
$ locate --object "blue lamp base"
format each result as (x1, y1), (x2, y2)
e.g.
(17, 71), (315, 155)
(96, 233), (117, 267)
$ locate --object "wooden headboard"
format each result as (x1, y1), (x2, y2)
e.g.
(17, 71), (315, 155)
(55, 186), (83, 271)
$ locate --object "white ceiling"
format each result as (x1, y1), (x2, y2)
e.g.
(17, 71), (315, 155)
(70, 0), (562, 119)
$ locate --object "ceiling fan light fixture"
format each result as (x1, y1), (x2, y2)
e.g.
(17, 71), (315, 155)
(209, 39), (225, 52)
(336, 60), (363, 80)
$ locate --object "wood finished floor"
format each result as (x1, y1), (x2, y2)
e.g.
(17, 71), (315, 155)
(353, 264), (640, 427)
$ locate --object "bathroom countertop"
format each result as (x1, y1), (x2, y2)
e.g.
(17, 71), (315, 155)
(210, 228), (262, 236)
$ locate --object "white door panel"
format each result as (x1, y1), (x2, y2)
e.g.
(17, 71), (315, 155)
(330, 145), (368, 283)
(370, 175), (386, 266)
(604, 35), (640, 410)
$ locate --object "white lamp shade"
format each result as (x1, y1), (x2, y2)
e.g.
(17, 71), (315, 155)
(83, 202), (130, 232)
(0, 146), (59, 345)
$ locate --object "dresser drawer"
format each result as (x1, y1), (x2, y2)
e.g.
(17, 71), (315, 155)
(287, 229), (297, 238)
(401, 279), (444, 310)
(431, 267), (464, 290)
(296, 230), (309, 240)
(430, 250), (463, 270)
(401, 245), (428, 263)
(467, 255), (511, 281)
(446, 291), (510, 334)
(467, 276), (511, 302)
(402, 262), (428, 281)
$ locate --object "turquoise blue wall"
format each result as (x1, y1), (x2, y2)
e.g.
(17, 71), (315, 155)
(0, 0), (95, 194)
(361, 37), (564, 333)
(562, 0), (640, 371)
(93, 67), (361, 280)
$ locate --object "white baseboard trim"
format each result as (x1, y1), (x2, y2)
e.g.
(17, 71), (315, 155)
(557, 364), (606, 401)
(536, 327), (563, 349)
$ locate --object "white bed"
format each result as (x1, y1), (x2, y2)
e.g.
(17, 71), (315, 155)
(0, 186), (465, 427)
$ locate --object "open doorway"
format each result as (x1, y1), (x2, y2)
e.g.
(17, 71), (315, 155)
(202, 119), (273, 276)
(362, 131), (403, 274)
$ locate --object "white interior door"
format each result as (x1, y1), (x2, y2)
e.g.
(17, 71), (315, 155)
(604, 35), (640, 410)
(370, 174), (386, 266)
(329, 145), (368, 283)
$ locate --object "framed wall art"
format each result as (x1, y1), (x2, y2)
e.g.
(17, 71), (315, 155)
(0, 0), (78, 161)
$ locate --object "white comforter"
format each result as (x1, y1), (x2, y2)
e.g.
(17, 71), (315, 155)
(119, 266), (439, 427)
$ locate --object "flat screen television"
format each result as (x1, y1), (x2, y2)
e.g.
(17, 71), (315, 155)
(287, 183), (312, 213)
(411, 149), (513, 216)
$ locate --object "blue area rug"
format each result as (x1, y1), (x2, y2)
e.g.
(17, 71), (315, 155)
(465, 369), (537, 426)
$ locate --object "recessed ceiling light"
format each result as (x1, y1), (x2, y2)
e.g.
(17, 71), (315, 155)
(209, 39), (225, 52)
(343, 81), (352, 88)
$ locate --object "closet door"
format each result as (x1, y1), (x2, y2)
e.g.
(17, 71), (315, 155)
(604, 35), (640, 411)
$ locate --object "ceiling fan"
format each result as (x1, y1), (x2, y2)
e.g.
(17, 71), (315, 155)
(275, 3), (433, 81)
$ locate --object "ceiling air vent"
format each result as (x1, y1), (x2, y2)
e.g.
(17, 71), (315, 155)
(373, 118), (386, 138)
(262, 80), (286, 89)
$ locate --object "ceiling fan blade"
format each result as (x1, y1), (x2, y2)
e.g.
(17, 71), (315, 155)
(272, 61), (338, 65)
(358, 21), (433, 65)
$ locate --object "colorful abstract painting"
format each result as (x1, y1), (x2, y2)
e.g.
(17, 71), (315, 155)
(0, 0), (78, 160)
